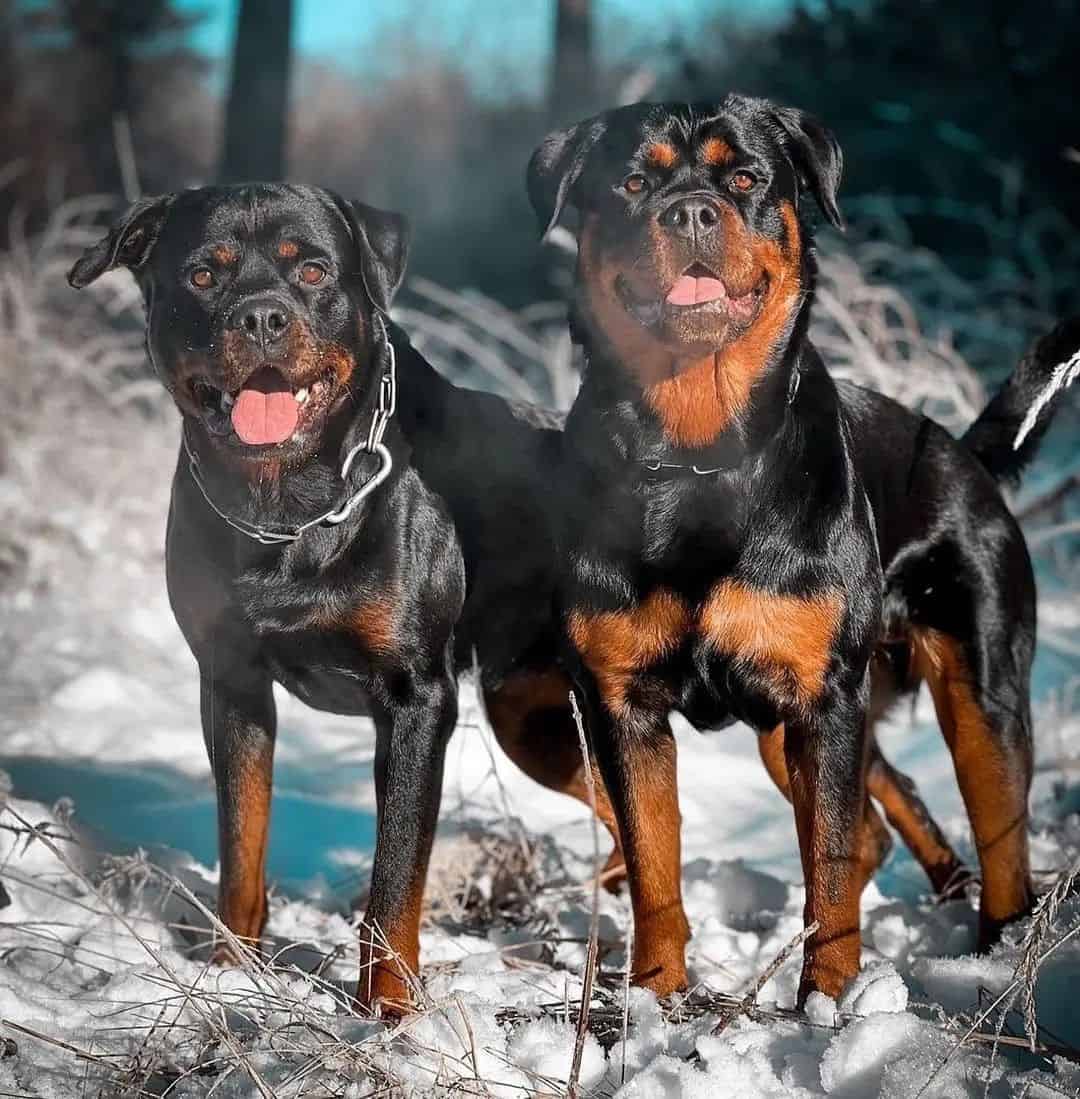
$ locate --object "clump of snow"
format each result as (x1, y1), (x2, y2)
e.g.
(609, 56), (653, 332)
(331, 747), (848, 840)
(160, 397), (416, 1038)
(838, 959), (909, 1017)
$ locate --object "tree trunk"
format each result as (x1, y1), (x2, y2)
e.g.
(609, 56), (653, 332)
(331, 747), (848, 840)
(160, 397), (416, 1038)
(219, 0), (293, 182)
(549, 0), (592, 126)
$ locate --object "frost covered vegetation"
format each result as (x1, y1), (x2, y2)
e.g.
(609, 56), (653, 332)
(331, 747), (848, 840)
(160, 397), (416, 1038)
(0, 201), (1078, 1097)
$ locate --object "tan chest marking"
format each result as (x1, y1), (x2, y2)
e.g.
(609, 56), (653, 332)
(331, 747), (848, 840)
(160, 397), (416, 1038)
(568, 589), (691, 716)
(570, 578), (842, 719)
(700, 581), (843, 710)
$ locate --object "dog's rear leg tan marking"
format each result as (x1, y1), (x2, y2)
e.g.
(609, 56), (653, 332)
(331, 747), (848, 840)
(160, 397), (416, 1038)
(911, 629), (1033, 946)
(484, 670), (626, 891)
(865, 744), (972, 898)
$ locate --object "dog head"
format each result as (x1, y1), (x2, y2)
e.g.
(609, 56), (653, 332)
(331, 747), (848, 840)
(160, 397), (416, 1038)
(69, 184), (408, 467)
(528, 96), (841, 398)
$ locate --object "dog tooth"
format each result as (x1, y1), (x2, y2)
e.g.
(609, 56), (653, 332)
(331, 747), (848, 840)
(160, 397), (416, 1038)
(221, 392), (234, 409)
(295, 388), (309, 405)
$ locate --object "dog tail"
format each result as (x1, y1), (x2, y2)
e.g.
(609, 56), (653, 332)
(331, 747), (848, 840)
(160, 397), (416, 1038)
(962, 316), (1080, 485)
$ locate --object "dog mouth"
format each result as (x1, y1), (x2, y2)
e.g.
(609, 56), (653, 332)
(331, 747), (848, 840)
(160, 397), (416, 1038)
(615, 262), (768, 334)
(664, 263), (768, 319)
(190, 365), (338, 447)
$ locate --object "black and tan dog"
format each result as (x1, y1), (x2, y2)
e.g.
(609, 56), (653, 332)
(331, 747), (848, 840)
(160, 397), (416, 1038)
(525, 95), (1078, 1005)
(66, 166), (1070, 1017)
(67, 184), (571, 1012)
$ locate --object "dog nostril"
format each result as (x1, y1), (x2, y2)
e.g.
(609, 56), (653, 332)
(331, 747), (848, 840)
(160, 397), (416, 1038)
(243, 313), (259, 333)
(267, 311), (287, 334)
(698, 205), (718, 227)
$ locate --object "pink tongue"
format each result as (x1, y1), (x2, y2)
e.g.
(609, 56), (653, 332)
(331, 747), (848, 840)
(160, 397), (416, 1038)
(666, 274), (728, 306)
(230, 368), (300, 445)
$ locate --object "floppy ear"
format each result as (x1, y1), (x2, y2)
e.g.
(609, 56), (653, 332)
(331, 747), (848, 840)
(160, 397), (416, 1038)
(67, 194), (175, 289)
(526, 117), (607, 238)
(333, 197), (410, 313)
(773, 107), (844, 231)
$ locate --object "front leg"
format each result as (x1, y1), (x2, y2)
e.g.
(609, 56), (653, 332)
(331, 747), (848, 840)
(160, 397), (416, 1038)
(784, 689), (869, 1004)
(199, 657), (276, 957)
(590, 703), (690, 996)
(357, 665), (458, 1014)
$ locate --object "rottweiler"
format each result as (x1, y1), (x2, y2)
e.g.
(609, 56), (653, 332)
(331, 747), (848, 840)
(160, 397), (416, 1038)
(67, 184), (571, 1013)
(525, 95), (1078, 1005)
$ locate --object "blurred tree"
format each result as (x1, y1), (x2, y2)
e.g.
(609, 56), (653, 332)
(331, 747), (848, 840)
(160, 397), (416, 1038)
(23, 0), (202, 197)
(549, 0), (592, 125)
(220, 0), (293, 181)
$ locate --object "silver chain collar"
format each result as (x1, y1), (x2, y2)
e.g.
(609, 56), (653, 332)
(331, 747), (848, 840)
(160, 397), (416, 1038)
(183, 318), (397, 546)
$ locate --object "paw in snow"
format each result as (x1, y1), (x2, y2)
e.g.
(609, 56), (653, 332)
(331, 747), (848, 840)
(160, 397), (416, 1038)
(837, 960), (908, 1016)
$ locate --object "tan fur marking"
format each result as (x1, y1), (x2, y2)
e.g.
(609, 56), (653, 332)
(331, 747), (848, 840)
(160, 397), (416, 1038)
(910, 628), (1032, 924)
(357, 875), (424, 1014)
(701, 581), (842, 708)
(701, 137), (734, 166)
(567, 590), (691, 717)
(213, 244), (238, 265)
(352, 597), (398, 655)
(278, 240), (300, 259)
(624, 738), (690, 995)
(646, 142), (678, 169)
(214, 741), (273, 961)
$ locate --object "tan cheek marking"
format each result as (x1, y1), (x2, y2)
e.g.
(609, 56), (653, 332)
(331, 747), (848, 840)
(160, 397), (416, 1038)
(643, 201), (803, 448)
(568, 589), (691, 716)
(213, 244), (237, 265)
(646, 142), (678, 169)
(318, 342), (356, 388)
(701, 582), (843, 709)
(278, 240), (299, 259)
(701, 137), (734, 166)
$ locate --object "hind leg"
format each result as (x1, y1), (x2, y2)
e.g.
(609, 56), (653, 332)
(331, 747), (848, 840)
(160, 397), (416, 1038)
(484, 669), (627, 891)
(866, 744), (973, 899)
(911, 627), (1034, 947)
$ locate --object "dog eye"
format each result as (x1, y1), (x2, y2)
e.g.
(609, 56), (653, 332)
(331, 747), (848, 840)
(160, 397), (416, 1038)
(729, 171), (757, 193)
(190, 268), (215, 289)
(623, 174), (649, 196)
(299, 262), (327, 286)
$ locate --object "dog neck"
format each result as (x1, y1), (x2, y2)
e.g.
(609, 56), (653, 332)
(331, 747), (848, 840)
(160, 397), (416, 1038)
(573, 286), (813, 471)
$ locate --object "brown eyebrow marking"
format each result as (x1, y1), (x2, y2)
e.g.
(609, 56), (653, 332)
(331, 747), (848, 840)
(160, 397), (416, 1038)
(701, 137), (734, 166)
(212, 244), (238, 265)
(645, 142), (678, 169)
(277, 240), (300, 259)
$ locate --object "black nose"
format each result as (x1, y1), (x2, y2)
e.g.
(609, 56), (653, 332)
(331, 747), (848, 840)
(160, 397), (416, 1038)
(232, 296), (291, 347)
(659, 195), (722, 240)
